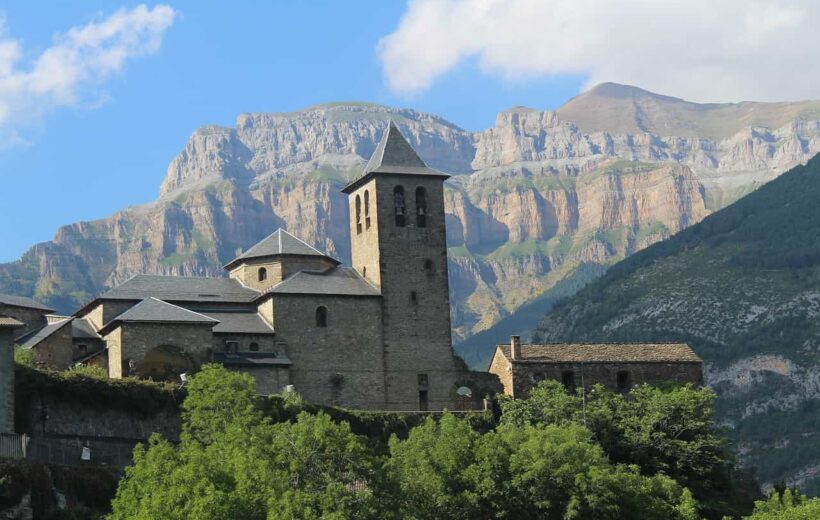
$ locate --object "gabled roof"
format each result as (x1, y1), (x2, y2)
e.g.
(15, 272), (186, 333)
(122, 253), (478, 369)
(0, 293), (54, 312)
(496, 343), (702, 364)
(223, 228), (339, 270)
(72, 318), (101, 340)
(342, 121), (449, 193)
(0, 316), (24, 328)
(90, 275), (261, 306)
(199, 311), (274, 334)
(18, 318), (72, 349)
(101, 298), (219, 333)
(268, 267), (380, 297)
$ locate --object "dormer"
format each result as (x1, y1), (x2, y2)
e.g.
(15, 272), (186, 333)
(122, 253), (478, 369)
(224, 229), (340, 291)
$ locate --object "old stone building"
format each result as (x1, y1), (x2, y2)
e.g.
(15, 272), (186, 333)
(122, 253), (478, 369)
(0, 294), (53, 340)
(0, 316), (23, 433)
(16, 123), (490, 410)
(489, 336), (702, 398)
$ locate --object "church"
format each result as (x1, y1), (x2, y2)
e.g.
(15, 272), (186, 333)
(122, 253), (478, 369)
(13, 123), (488, 411)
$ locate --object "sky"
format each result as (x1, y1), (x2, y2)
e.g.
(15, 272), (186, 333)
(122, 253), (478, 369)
(0, 0), (817, 262)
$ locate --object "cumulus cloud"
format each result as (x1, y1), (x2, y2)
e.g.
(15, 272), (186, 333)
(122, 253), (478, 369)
(378, 0), (820, 102)
(0, 4), (176, 145)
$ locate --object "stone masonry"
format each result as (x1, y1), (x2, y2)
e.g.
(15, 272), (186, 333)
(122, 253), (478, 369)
(0, 318), (23, 433)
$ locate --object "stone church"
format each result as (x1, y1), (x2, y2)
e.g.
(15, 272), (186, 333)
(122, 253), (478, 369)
(14, 123), (489, 411)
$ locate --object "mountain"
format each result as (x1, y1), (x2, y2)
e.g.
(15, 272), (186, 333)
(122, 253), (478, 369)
(533, 154), (820, 492)
(2, 84), (820, 344)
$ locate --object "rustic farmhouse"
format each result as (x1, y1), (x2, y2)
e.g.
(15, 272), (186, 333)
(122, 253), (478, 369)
(489, 336), (702, 398)
(12, 123), (491, 411)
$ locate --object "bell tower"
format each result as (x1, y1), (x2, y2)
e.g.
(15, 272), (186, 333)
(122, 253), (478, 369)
(343, 122), (460, 410)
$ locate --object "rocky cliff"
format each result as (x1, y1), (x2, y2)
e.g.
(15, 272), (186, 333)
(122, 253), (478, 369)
(2, 84), (820, 344)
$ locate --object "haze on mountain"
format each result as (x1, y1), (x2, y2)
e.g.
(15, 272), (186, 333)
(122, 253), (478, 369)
(534, 155), (820, 493)
(1, 83), (819, 350)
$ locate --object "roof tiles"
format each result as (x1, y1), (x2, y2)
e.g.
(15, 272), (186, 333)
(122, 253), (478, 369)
(498, 343), (701, 364)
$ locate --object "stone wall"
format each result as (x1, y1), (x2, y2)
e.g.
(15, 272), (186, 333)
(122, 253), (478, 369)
(213, 333), (276, 354)
(272, 293), (385, 408)
(0, 304), (48, 340)
(30, 320), (74, 370)
(226, 365), (290, 395)
(230, 256), (337, 291)
(105, 322), (214, 380)
(1, 328), (14, 433)
(82, 300), (136, 331)
(509, 361), (704, 398)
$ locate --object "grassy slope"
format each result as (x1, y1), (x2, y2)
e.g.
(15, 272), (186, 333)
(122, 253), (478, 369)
(533, 154), (820, 491)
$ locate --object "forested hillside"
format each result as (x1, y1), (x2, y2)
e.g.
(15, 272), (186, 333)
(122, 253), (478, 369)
(535, 154), (820, 491)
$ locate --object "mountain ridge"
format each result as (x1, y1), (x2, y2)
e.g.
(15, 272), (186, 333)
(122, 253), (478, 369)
(2, 83), (819, 344)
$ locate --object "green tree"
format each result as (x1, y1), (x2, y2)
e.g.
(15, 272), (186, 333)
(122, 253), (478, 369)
(499, 381), (741, 517)
(109, 365), (385, 520)
(745, 490), (820, 519)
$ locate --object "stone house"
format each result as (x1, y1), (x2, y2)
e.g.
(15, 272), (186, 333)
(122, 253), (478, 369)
(15, 123), (494, 411)
(0, 294), (53, 340)
(0, 316), (23, 433)
(489, 336), (703, 398)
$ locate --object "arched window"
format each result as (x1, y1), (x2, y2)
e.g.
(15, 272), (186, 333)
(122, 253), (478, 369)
(258, 267), (267, 282)
(316, 306), (328, 327)
(362, 266), (367, 278)
(364, 190), (371, 230)
(355, 195), (362, 234)
(249, 342), (259, 352)
(416, 186), (427, 227)
(394, 186), (406, 227)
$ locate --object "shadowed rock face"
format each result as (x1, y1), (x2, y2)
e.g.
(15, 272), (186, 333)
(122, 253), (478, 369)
(2, 86), (819, 343)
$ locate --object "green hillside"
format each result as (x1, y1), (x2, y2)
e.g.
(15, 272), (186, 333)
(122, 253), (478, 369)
(531, 154), (820, 492)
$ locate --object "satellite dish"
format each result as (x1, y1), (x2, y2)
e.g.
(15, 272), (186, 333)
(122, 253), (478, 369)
(456, 386), (473, 397)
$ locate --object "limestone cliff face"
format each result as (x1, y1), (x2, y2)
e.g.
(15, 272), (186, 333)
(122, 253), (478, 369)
(2, 85), (819, 343)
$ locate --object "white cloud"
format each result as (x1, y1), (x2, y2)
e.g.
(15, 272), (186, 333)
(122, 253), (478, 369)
(378, 0), (820, 103)
(0, 4), (176, 145)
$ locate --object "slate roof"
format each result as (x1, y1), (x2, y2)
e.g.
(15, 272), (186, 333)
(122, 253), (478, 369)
(72, 318), (101, 340)
(342, 122), (449, 193)
(0, 293), (54, 312)
(224, 229), (339, 270)
(109, 298), (219, 327)
(18, 318), (72, 349)
(0, 316), (24, 328)
(268, 267), (380, 297)
(97, 275), (261, 304)
(497, 343), (702, 364)
(199, 311), (274, 334)
(213, 352), (292, 366)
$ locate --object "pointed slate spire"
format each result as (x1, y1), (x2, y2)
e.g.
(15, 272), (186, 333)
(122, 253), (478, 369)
(364, 121), (427, 173)
(342, 121), (449, 193)
(223, 228), (339, 270)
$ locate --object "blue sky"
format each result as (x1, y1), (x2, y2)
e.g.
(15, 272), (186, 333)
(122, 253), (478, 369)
(1, 1), (815, 262)
(0, 1), (582, 262)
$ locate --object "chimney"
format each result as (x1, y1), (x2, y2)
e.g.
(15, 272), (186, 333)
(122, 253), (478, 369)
(510, 335), (521, 360)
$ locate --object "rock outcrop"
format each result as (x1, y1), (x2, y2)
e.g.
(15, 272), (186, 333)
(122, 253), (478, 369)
(2, 85), (820, 344)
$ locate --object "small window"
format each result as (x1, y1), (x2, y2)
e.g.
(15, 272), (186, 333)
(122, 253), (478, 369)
(316, 306), (328, 327)
(364, 190), (371, 230)
(417, 373), (429, 386)
(410, 291), (418, 304)
(362, 266), (367, 278)
(423, 259), (433, 271)
(418, 390), (429, 411)
(77, 344), (88, 355)
(249, 342), (259, 352)
(561, 371), (576, 392)
(258, 267), (267, 282)
(225, 341), (239, 354)
(617, 371), (631, 393)
(355, 195), (362, 234)
(394, 186), (406, 227)
(416, 186), (427, 228)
